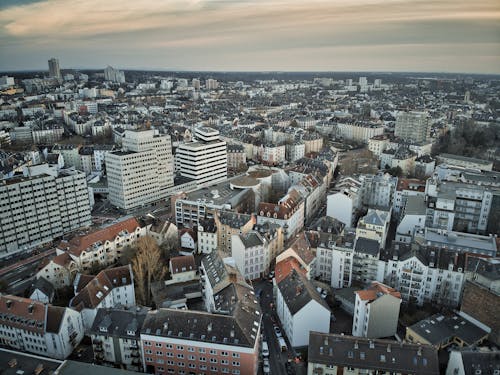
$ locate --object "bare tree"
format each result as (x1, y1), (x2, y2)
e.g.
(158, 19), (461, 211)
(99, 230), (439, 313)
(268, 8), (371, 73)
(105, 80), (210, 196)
(131, 236), (167, 305)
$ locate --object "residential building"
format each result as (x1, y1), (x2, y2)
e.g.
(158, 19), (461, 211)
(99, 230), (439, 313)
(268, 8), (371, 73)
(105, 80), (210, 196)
(215, 211), (256, 255)
(52, 144), (81, 169)
(368, 134), (390, 157)
(257, 189), (305, 240)
(286, 142), (305, 163)
(275, 269), (331, 347)
(29, 277), (55, 304)
(336, 120), (384, 143)
(382, 243), (466, 307)
(175, 127), (227, 186)
(352, 238), (383, 286)
(104, 65), (125, 83)
(48, 58), (61, 79)
(90, 307), (148, 371)
(395, 111), (430, 143)
(69, 265), (136, 330)
(253, 222), (284, 261)
(392, 178), (426, 218)
(276, 233), (316, 280)
(437, 153), (493, 171)
(327, 177), (362, 226)
(406, 313), (489, 350)
(231, 231), (270, 280)
(356, 209), (391, 249)
(395, 195), (427, 243)
(168, 255), (198, 284)
(197, 217), (217, 254)
(0, 166), (91, 254)
(307, 332), (439, 375)
(302, 133), (324, 154)
(37, 252), (78, 288)
(0, 295), (84, 359)
(57, 217), (145, 272)
(446, 348), (500, 375)
(179, 228), (197, 255)
(227, 144), (246, 171)
(106, 129), (174, 210)
(352, 282), (401, 339)
(359, 173), (398, 210)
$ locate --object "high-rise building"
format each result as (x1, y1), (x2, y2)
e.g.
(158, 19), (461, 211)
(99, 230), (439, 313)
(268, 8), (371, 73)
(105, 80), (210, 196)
(358, 76), (367, 86)
(48, 58), (61, 79)
(395, 111), (430, 143)
(104, 65), (125, 83)
(175, 127), (227, 186)
(192, 78), (201, 90)
(205, 78), (218, 90)
(0, 165), (92, 254)
(106, 129), (174, 210)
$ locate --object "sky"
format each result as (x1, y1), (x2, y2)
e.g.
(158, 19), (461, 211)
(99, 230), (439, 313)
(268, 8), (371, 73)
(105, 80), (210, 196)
(0, 0), (499, 73)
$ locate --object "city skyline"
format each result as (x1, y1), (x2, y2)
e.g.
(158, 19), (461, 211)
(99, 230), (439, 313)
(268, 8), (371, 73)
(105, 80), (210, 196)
(0, 0), (499, 74)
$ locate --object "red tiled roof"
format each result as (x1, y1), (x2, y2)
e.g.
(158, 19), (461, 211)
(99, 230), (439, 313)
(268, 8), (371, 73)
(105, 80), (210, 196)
(275, 257), (307, 284)
(356, 281), (401, 301)
(170, 255), (196, 274)
(61, 218), (140, 257)
(0, 295), (46, 334)
(396, 178), (426, 192)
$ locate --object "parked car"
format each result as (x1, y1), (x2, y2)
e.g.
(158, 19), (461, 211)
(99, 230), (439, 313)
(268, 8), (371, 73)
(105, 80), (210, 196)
(273, 325), (282, 338)
(263, 358), (271, 374)
(262, 341), (269, 357)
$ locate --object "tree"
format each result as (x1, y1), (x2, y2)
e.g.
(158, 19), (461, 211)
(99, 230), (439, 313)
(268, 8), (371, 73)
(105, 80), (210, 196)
(131, 236), (167, 306)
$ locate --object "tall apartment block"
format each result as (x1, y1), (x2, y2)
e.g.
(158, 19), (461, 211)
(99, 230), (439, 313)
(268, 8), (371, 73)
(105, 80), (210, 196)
(395, 111), (430, 143)
(0, 166), (91, 254)
(106, 129), (174, 210)
(175, 127), (227, 186)
(104, 65), (125, 83)
(48, 57), (61, 79)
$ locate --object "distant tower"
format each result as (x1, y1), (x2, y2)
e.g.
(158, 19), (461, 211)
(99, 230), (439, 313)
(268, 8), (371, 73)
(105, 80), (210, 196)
(48, 58), (61, 79)
(464, 91), (471, 103)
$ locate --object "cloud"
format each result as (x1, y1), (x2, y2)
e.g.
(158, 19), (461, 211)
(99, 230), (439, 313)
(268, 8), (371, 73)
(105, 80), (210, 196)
(0, 0), (499, 72)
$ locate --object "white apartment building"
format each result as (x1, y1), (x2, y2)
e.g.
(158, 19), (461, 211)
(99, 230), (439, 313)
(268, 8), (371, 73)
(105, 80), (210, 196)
(360, 173), (398, 210)
(106, 129), (174, 210)
(175, 127), (227, 186)
(286, 142), (305, 162)
(395, 111), (430, 143)
(0, 295), (84, 360)
(383, 243), (466, 307)
(352, 282), (401, 339)
(275, 269), (331, 347)
(396, 195), (427, 243)
(197, 218), (217, 254)
(104, 65), (125, 83)
(327, 176), (362, 226)
(0, 166), (91, 254)
(356, 209), (391, 249)
(231, 231), (270, 280)
(368, 134), (390, 157)
(70, 265), (136, 330)
(336, 121), (384, 143)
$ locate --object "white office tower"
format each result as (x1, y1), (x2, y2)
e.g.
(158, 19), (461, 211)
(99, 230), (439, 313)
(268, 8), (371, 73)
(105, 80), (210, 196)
(395, 111), (430, 143)
(0, 165), (91, 254)
(104, 65), (126, 83)
(106, 130), (174, 210)
(175, 127), (227, 186)
(48, 58), (61, 79)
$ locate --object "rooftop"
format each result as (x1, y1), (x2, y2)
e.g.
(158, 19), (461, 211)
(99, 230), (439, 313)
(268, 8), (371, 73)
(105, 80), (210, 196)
(308, 332), (439, 375)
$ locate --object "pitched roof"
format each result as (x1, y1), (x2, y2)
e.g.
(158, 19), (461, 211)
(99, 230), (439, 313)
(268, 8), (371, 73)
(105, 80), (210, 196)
(308, 332), (439, 375)
(275, 257), (307, 284)
(356, 282), (401, 302)
(277, 269), (330, 315)
(61, 218), (140, 257)
(0, 295), (46, 334)
(170, 255), (196, 274)
(69, 266), (133, 311)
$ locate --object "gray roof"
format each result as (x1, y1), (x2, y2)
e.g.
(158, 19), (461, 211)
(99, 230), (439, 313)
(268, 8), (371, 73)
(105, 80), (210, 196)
(55, 360), (139, 375)
(408, 313), (489, 347)
(219, 211), (253, 229)
(361, 209), (390, 226)
(201, 252), (228, 291)
(30, 277), (55, 299)
(404, 195), (427, 215)
(439, 153), (492, 166)
(424, 228), (497, 256)
(355, 238), (381, 256)
(142, 281), (261, 348)
(277, 269), (330, 315)
(308, 332), (439, 375)
(458, 349), (500, 374)
(238, 231), (264, 248)
(89, 307), (149, 339)
(465, 257), (500, 281)
(0, 348), (62, 375)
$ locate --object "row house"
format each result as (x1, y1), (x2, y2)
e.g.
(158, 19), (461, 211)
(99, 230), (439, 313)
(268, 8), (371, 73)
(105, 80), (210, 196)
(69, 265), (136, 330)
(214, 211), (256, 255)
(0, 295), (84, 360)
(57, 217), (145, 272)
(257, 189), (305, 240)
(90, 307), (149, 372)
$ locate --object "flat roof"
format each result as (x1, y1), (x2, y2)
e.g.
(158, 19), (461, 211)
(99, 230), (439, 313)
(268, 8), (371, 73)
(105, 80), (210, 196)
(0, 348), (62, 375)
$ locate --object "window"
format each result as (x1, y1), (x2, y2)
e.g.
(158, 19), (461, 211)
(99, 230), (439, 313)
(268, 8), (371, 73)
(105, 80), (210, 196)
(232, 353), (240, 358)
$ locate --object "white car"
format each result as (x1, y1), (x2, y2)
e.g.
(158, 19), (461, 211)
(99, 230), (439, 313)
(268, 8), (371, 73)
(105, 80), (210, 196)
(262, 341), (269, 357)
(263, 359), (271, 374)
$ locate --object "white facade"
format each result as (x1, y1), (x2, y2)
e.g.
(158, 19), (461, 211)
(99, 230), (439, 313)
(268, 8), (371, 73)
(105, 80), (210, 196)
(0, 167), (92, 254)
(336, 122), (384, 143)
(175, 127), (227, 186)
(327, 192), (357, 227)
(231, 232), (270, 280)
(104, 65), (125, 83)
(198, 225), (217, 254)
(286, 143), (305, 162)
(106, 130), (174, 210)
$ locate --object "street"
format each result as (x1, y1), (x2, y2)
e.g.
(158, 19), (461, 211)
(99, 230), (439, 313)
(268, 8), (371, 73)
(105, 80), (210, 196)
(254, 279), (306, 375)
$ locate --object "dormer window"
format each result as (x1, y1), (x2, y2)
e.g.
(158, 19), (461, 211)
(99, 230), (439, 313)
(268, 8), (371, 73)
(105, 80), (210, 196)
(127, 330), (135, 336)
(99, 326), (108, 333)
